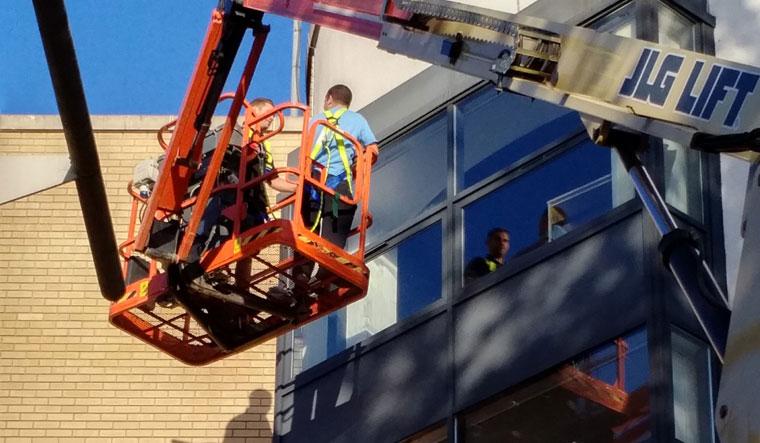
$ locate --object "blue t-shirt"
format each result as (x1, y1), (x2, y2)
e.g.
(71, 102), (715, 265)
(310, 107), (377, 178)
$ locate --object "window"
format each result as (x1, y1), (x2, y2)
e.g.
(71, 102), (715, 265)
(658, 3), (696, 49)
(457, 89), (580, 190)
(463, 139), (633, 281)
(592, 2), (636, 37)
(462, 329), (650, 441)
(658, 2), (703, 221)
(672, 328), (714, 442)
(364, 113), (448, 247)
(294, 222), (443, 374)
(592, 2), (638, 207)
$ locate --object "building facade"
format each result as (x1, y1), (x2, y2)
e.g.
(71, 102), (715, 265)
(275, 0), (731, 441)
(0, 115), (302, 442)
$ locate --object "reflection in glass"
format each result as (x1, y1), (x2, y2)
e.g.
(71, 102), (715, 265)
(294, 222), (442, 374)
(592, 2), (636, 37)
(664, 138), (703, 220)
(463, 329), (650, 442)
(591, 2), (637, 208)
(364, 114), (448, 247)
(672, 329), (714, 443)
(658, 3), (695, 50)
(546, 175), (611, 242)
(657, 3), (703, 221)
(458, 89), (580, 190)
(463, 140), (633, 278)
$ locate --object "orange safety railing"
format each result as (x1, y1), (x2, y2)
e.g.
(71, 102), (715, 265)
(109, 101), (377, 366)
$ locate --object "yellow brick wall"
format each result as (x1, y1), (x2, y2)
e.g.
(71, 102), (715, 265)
(0, 117), (302, 443)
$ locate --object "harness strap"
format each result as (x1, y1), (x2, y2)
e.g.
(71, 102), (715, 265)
(262, 140), (274, 172)
(310, 108), (353, 194)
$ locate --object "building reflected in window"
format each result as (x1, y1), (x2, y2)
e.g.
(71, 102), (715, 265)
(462, 329), (650, 442)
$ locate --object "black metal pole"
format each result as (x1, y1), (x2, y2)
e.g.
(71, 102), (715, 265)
(612, 132), (730, 362)
(33, 0), (125, 301)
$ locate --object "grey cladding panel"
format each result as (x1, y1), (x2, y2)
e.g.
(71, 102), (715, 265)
(279, 314), (449, 443)
(454, 214), (647, 409)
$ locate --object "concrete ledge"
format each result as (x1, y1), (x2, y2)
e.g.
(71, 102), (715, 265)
(0, 115), (304, 132)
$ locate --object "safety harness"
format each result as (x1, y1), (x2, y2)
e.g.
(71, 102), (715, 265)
(307, 108), (354, 232)
(261, 139), (274, 173)
(243, 129), (275, 223)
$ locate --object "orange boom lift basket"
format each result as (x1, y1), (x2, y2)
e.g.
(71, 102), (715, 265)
(108, 7), (377, 365)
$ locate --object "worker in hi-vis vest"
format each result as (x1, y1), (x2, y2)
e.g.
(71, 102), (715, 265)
(240, 98), (298, 231)
(295, 84), (378, 283)
(464, 227), (510, 283)
(249, 98), (297, 193)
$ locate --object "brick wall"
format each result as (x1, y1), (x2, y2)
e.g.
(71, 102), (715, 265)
(0, 115), (302, 443)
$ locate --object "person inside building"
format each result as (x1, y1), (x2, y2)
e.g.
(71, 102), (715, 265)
(464, 227), (511, 283)
(294, 84), (378, 285)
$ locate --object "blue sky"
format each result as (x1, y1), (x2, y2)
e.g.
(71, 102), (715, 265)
(0, 1), (306, 115)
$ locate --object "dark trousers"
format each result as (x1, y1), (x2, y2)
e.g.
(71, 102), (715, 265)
(295, 179), (356, 281)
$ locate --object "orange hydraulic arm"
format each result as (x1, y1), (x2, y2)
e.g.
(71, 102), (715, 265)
(134, 3), (268, 256)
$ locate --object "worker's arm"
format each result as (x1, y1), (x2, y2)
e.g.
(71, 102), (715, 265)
(267, 175), (297, 193)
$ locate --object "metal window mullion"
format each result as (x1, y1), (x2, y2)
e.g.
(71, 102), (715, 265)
(445, 103), (459, 442)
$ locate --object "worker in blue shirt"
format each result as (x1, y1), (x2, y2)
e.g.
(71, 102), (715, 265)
(296, 84), (378, 283)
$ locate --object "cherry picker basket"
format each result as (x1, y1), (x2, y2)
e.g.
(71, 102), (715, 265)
(110, 102), (377, 365)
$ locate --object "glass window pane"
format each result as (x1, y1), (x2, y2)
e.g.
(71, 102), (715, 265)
(294, 222), (442, 374)
(458, 89), (580, 190)
(658, 3), (695, 50)
(658, 3), (703, 221)
(463, 140), (633, 284)
(664, 139), (703, 219)
(592, 3), (636, 36)
(463, 329), (650, 441)
(365, 114), (448, 247)
(672, 329), (714, 442)
(590, 2), (638, 209)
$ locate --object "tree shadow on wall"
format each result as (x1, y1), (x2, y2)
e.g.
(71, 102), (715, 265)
(224, 389), (274, 442)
